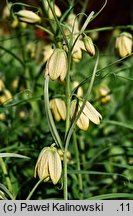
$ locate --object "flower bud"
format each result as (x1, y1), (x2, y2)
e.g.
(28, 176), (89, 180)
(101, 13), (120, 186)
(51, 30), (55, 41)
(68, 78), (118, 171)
(0, 113), (6, 121)
(115, 32), (132, 57)
(98, 86), (111, 104)
(11, 18), (19, 28)
(34, 145), (62, 184)
(84, 35), (95, 56)
(50, 98), (66, 121)
(57, 149), (71, 161)
(16, 10), (41, 23)
(0, 89), (12, 105)
(45, 48), (67, 81)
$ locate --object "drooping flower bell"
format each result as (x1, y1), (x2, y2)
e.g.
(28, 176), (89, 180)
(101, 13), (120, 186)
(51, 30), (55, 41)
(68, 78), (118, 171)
(34, 145), (62, 185)
(45, 48), (67, 81)
(64, 13), (86, 62)
(43, 1), (61, 20)
(16, 10), (41, 23)
(50, 98), (66, 121)
(71, 99), (102, 131)
(115, 32), (132, 57)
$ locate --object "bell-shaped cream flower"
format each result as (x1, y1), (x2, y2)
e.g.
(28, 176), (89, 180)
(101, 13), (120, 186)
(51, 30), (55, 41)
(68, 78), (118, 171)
(34, 145), (62, 185)
(64, 13), (86, 62)
(45, 48), (67, 81)
(43, 45), (54, 63)
(115, 32), (132, 57)
(71, 99), (102, 131)
(84, 35), (95, 56)
(16, 10), (41, 23)
(66, 13), (79, 35)
(44, 1), (61, 19)
(72, 39), (86, 62)
(50, 98), (66, 121)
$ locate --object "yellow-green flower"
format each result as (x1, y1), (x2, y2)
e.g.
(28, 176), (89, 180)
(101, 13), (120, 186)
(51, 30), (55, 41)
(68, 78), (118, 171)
(34, 145), (62, 185)
(50, 98), (66, 121)
(115, 32), (132, 57)
(45, 48), (67, 81)
(71, 99), (102, 131)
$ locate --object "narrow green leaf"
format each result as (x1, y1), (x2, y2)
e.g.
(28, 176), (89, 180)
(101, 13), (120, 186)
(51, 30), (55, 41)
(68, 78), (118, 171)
(44, 76), (63, 149)
(0, 153), (30, 159)
(0, 183), (14, 200)
(87, 193), (133, 200)
(103, 120), (133, 130)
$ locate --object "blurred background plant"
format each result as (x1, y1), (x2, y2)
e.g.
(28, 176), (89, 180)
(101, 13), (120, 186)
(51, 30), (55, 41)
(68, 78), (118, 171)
(0, 0), (133, 200)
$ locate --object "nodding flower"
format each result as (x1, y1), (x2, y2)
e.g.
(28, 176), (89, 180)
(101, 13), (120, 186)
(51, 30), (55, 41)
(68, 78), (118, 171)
(34, 145), (62, 185)
(50, 98), (66, 121)
(16, 10), (41, 23)
(45, 48), (67, 81)
(115, 32), (132, 57)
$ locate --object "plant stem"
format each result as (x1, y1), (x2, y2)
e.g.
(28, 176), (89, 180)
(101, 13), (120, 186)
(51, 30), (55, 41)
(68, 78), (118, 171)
(0, 158), (13, 196)
(63, 50), (72, 200)
(26, 179), (42, 200)
(44, 76), (63, 150)
(63, 150), (68, 200)
(73, 131), (83, 197)
(65, 51), (72, 137)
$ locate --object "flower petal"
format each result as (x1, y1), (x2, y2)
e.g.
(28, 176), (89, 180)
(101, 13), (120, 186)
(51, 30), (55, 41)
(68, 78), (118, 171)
(48, 149), (62, 185)
(82, 101), (102, 125)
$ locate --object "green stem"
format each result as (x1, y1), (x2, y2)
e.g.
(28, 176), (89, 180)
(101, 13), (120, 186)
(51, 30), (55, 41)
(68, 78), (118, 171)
(0, 158), (13, 196)
(85, 25), (133, 34)
(26, 179), (42, 200)
(0, 45), (25, 67)
(63, 50), (72, 200)
(41, 0), (56, 34)
(78, 0), (89, 25)
(44, 76), (63, 150)
(65, 51), (72, 137)
(65, 52), (99, 152)
(79, 136), (88, 182)
(63, 150), (68, 200)
(46, 0), (69, 48)
(73, 132), (83, 197)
